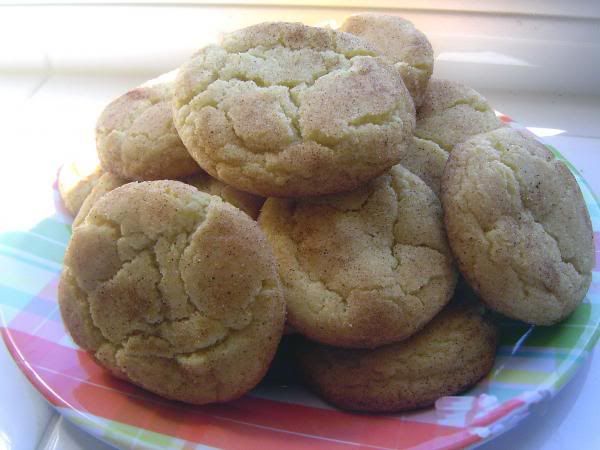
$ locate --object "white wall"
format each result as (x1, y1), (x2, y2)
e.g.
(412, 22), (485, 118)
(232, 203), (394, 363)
(1, 1), (599, 97)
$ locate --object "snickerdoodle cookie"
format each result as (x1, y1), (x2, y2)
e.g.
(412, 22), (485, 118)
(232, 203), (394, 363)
(296, 302), (498, 412)
(73, 172), (127, 227)
(173, 22), (416, 197)
(58, 156), (103, 215)
(96, 76), (200, 181)
(184, 172), (264, 219)
(442, 128), (594, 325)
(398, 79), (502, 195)
(72, 171), (264, 226)
(339, 13), (434, 108)
(415, 79), (502, 152)
(399, 137), (448, 197)
(259, 165), (456, 348)
(59, 180), (285, 404)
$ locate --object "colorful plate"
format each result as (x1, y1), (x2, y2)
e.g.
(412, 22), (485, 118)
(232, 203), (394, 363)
(1, 117), (599, 450)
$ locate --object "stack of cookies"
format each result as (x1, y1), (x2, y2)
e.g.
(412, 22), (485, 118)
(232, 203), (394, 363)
(58, 15), (594, 412)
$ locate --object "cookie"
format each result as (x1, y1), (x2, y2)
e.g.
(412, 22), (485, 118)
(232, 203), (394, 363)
(173, 22), (416, 197)
(59, 180), (285, 404)
(442, 127), (594, 325)
(398, 79), (502, 195)
(399, 137), (448, 196)
(58, 155), (103, 215)
(259, 164), (457, 348)
(96, 75), (200, 181)
(73, 172), (127, 227)
(185, 172), (264, 219)
(339, 13), (434, 108)
(415, 79), (502, 152)
(72, 171), (264, 226)
(296, 302), (498, 412)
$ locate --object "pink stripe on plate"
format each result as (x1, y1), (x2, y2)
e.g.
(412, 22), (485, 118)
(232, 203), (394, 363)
(9, 311), (47, 334)
(36, 276), (60, 303)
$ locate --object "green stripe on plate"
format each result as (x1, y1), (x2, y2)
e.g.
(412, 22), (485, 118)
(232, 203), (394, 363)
(480, 385), (530, 402)
(0, 247), (61, 274)
(500, 324), (587, 349)
(0, 304), (21, 324)
(579, 325), (600, 352)
(29, 218), (72, 245)
(102, 419), (179, 449)
(104, 422), (140, 440)
(492, 369), (549, 385)
(137, 427), (177, 448)
(496, 347), (581, 361)
(562, 303), (594, 326)
(552, 357), (588, 390)
(0, 284), (36, 309)
(0, 231), (65, 264)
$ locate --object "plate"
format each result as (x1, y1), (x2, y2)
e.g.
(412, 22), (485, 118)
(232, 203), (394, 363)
(1, 117), (599, 450)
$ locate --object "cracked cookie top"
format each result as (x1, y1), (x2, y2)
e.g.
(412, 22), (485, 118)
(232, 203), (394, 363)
(397, 79), (502, 196)
(96, 76), (201, 181)
(399, 137), (448, 197)
(339, 13), (434, 108)
(73, 172), (127, 228)
(295, 301), (498, 412)
(172, 22), (416, 197)
(259, 165), (457, 348)
(415, 78), (502, 152)
(184, 171), (265, 219)
(72, 171), (265, 228)
(59, 180), (285, 404)
(442, 127), (594, 325)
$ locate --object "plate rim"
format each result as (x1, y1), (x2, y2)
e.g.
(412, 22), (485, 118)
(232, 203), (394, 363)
(1, 116), (599, 450)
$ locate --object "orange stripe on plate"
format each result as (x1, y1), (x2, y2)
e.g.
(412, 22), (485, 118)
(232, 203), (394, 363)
(407, 429), (481, 450)
(4, 328), (146, 394)
(5, 329), (471, 450)
(203, 397), (464, 449)
(41, 368), (388, 450)
(468, 399), (525, 427)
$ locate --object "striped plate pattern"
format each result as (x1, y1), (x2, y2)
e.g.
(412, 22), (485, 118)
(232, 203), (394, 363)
(1, 118), (599, 450)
